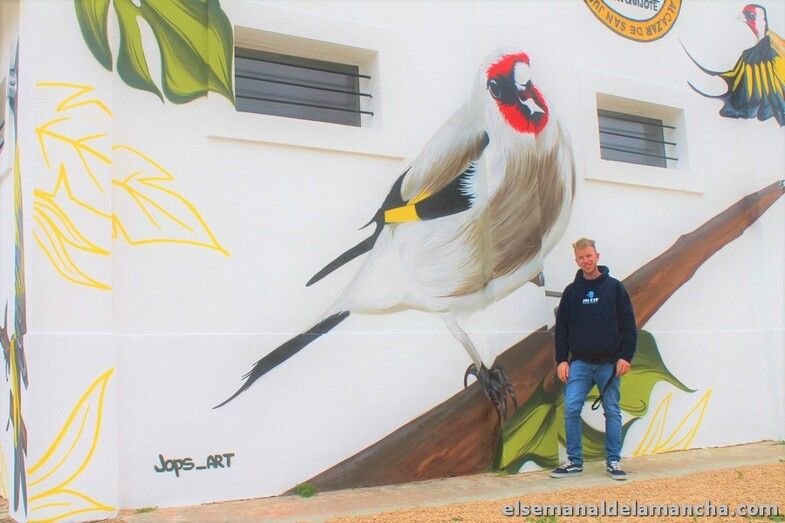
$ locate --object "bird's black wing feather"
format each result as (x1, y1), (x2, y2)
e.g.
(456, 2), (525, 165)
(414, 163), (478, 220)
(306, 130), (490, 286)
(305, 171), (407, 286)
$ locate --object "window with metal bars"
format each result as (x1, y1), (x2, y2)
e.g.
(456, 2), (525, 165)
(234, 48), (372, 127)
(598, 109), (677, 168)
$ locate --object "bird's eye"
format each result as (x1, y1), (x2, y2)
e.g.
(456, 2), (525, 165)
(488, 79), (502, 100)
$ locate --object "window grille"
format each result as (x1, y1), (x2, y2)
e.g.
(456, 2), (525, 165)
(235, 48), (372, 127)
(598, 109), (677, 168)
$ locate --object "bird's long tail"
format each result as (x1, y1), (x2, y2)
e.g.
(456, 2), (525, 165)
(680, 41), (722, 76)
(214, 311), (350, 408)
(680, 40), (731, 99)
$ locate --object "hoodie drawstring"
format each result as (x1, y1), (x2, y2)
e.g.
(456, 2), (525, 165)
(591, 366), (617, 411)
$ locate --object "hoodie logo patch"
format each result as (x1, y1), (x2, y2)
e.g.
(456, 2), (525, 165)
(582, 290), (599, 305)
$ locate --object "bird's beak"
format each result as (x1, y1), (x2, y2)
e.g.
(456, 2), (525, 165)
(522, 98), (544, 116)
(516, 81), (544, 116)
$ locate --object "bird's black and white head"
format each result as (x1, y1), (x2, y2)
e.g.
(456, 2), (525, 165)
(483, 50), (549, 136)
(741, 4), (768, 40)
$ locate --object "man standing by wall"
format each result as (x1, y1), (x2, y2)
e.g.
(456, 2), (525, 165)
(550, 238), (637, 480)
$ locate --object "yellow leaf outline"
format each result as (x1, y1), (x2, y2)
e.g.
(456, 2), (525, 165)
(33, 81), (230, 291)
(111, 144), (229, 255)
(633, 389), (712, 456)
(33, 173), (111, 290)
(35, 164), (113, 221)
(27, 369), (115, 522)
(35, 117), (110, 193)
(28, 488), (114, 523)
(36, 82), (112, 117)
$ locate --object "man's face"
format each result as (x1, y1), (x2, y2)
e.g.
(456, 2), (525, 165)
(574, 246), (599, 275)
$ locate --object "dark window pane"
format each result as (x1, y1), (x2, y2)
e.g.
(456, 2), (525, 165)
(598, 109), (669, 168)
(235, 48), (365, 127)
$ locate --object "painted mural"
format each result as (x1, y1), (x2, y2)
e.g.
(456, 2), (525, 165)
(75, 0), (234, 104)
(498, 330), (708, 471)
(216, 49), (576, 420)
(28, 0), (237, 291)
(0, 39), (30, 516)
(1, 0), (783, 516)
(67, 0), (782, 498)
(683, 3), (785, 126)
(299, 180), (784, 492)
(0, 1), (236, 518)
(33, 82), (229, 290)
(27, 369), (115, 523)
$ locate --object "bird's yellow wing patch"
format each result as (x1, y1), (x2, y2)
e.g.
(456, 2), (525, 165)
(383, 190), (431, 224)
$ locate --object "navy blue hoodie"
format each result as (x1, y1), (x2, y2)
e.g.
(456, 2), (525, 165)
(555, 265), (637, 364)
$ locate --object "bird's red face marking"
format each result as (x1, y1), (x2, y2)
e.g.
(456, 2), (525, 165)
(486, 53), (549, 135)
(487, 53), (530, 79)
(742, 4), (766, 38)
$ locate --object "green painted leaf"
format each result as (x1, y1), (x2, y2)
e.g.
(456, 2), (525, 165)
(114, 0), (164, 101)
(499, 385), (639, 472)
(207, 0), (235, 103)
(137, 0), (209, 103)
(75, 0), (112, 71)
(499, 330), (692, 471)
(498, 381), (562, 471)
(588, 330), (694, 416)
(76, 0), (234, 104)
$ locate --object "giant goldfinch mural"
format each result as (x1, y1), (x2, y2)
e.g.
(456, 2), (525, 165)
(216, 49), (576, 420)
(2, 0), (773, 506)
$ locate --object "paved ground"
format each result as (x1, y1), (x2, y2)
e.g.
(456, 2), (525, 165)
(107, 441), (783, 522)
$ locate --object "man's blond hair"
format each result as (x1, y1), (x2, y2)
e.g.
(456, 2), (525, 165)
(572, 237), (596, 250)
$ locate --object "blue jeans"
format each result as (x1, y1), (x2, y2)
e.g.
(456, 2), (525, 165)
(564, 359), (621, 465)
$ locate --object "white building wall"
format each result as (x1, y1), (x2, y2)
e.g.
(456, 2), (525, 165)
(0, 0), (782, 519)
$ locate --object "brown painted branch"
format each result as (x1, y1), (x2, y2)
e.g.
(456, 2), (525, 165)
(625, 180), (785, 327)
(295, 179), (784, 494)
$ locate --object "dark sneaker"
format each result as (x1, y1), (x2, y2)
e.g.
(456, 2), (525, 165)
(607, 460), (627, 480)
(550, 459), (583, 478)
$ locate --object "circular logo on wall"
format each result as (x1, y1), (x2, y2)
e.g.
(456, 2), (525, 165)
(585, 0), (682, 42)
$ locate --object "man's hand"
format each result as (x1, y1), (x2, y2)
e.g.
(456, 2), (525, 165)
(616, 359), (631, 377)
(557, 361), (570, 383)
